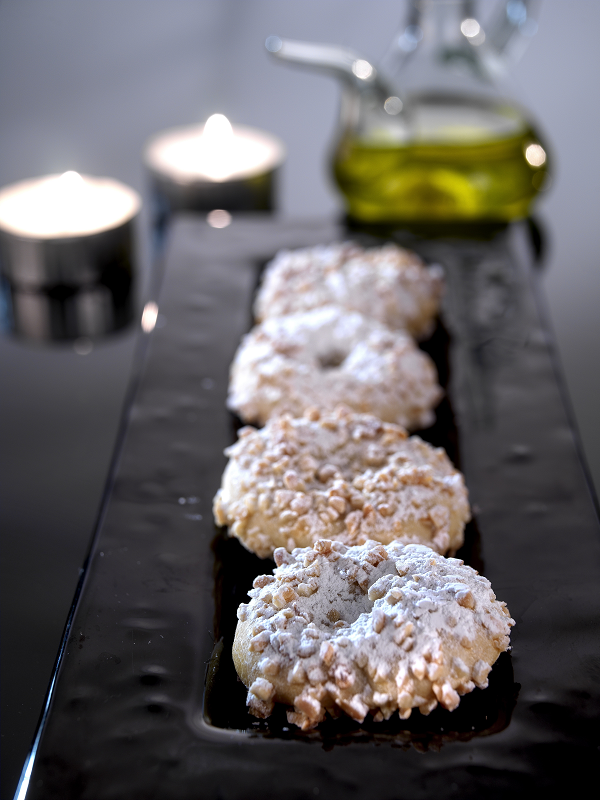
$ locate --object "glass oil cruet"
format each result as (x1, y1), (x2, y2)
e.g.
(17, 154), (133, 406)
(266, 0), (550, 224)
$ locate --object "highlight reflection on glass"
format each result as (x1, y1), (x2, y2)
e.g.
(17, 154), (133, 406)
(397, 25), (423, 53)
(351, 59), (374, 81)
(461, 18), (485, 46)
(525, 143), (547, 167)
(506, 0), (538, 36)
(384, 96), (403, 115)
(506, 0), (527, 25)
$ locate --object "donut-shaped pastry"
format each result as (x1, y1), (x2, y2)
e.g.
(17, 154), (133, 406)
(227, 305), (442, 429)
(254, 241), (444, 339)
(234, 540), (514, 730)
(213, 407), (470, 559)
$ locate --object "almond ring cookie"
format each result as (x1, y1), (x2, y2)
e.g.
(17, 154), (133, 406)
(213, 407), (470, 559)
(234, 540), (514, 730)
(254, 241), (444, 339)
(227, 305), (442, 429)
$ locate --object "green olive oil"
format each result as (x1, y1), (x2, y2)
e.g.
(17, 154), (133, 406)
(333, 100), (549, 223)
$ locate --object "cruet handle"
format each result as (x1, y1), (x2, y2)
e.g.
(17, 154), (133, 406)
(265, 36), (393, 99)
(379, 0), (542, 81)
(483, 0), (542, 68)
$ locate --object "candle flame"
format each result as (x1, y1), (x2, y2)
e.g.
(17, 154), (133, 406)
(56, 171), (86, 216)
(203, 114), (233, 142)
(59, 170), (84, 188)
(199, 114), (237, 181)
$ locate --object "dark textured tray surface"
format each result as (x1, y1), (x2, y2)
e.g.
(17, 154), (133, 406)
(23, 217), (600, 799)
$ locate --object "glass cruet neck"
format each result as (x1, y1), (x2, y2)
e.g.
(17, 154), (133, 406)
(417, 0), (476, 48)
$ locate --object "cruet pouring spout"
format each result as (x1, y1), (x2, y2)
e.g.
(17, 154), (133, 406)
(265, 36), (393, 100)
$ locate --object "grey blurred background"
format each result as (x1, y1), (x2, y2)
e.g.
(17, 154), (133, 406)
(1, 1), (599, 797)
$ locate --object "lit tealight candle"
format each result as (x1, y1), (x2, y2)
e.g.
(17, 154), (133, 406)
(0, 171), (140, 240)
(144, 114), (285, 229)
(0, 172), (141, 341)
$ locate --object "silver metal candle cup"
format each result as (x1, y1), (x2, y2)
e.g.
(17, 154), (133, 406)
(0, 176), (141, 342)
(143, 122), (285, 243)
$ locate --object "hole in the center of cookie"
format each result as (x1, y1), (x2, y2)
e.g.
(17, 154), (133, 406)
(313, 582), (374, 629)
(318, 350), (346, 369)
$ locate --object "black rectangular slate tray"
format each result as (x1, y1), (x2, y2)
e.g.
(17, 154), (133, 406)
(20, 216), (600, 799)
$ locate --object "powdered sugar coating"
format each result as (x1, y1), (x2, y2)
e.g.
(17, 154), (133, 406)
(227, 306), (442, 429)
(254, 241), (444, 339)
(233, 540), (514, 729)
(213, 407), (470, 559)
